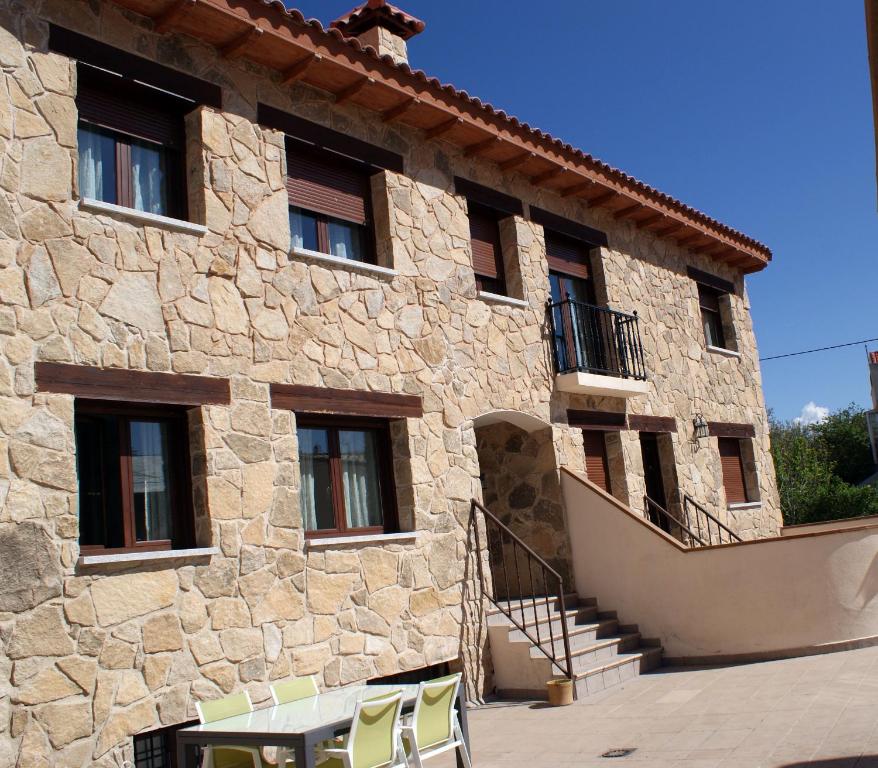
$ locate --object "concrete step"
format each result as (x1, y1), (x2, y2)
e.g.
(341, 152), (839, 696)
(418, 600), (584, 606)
(486, 593), (582, 622)
(573, 646), (663, 698)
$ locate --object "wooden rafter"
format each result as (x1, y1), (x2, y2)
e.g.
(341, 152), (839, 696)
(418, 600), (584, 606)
(424, 116), (462, 140)
(561, 180), (596, 198)
(498, 151), (534, 171)
(653, 222), (686, 239)
(587, 190), (619, 208)
(612, 202), (642, 220)
(334, 76), (373, 104)
(636, 213), (664, 230)
(464, 136), (499, 158)
(675, 233), (703, 247)
(381, 96), (419, 123)
(152, 0), (197, 33)
(530, 166), (566, 186)
(220, 24), (262, 59)
(281, 52), (321, 85)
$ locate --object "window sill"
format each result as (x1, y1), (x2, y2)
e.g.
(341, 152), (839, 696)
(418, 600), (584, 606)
(706, 345), (741, 359)
(291, 247), (399, 278)
(77, 546), (219, 567)
(304, 531), (421, 550)
(728, 501), (761, 511)
(477, 291), (528, 308)
(79, 198), (208, 236)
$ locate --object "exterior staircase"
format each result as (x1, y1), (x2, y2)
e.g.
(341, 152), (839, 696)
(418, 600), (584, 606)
(487, 593), (663, 700)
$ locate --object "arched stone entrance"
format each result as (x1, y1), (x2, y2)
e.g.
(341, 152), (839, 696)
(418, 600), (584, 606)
(472, 411), (572, 588)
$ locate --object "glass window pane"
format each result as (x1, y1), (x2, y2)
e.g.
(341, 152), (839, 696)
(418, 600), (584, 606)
(130, 139), (170, 216)
(703, 309), (725, 348)
(75, 413), (124, 548)
(130, 421), (174, 542)
(78, 124), (117, 204)
(290, 206), (319, 252)
(299, 428), (336, 530)
(339, 429), (384, 529)
(328, 217), (365, 262)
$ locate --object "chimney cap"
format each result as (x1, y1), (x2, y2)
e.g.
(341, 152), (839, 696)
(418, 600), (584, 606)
(870, 350), (878, 365)
(331, 0), (426, 41)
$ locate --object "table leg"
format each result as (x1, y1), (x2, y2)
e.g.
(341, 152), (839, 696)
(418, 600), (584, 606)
(456, 686), (471, 768)
(176, 737), (199, 768)
(295, 739), (316, 768)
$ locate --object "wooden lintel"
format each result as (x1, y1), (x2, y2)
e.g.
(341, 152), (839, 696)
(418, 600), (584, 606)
(153, 0), (197, 33)
(334, 76), (373, 104)
(586, 189), (619, 208)
(220, 25), (263, 59)
(636, 213), (664, 230)
(424, 116), (462, 140)
(530, 166), (566, 186)
(281, 52), (321, 85)
(381, 96), (419, 123)
(498, 151), (534, 171)
(612, 202), (642, 220)
(464, 136), (499, 158)
(561, 180), (596, 198)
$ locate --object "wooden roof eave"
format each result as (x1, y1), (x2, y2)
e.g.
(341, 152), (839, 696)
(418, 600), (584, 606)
(108, 0), (771, 271)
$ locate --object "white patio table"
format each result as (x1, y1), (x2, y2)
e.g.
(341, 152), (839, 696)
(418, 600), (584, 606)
(176, 682), (471, 768)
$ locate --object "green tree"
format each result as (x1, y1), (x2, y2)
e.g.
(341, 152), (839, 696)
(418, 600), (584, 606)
(769, 405), (878, 525)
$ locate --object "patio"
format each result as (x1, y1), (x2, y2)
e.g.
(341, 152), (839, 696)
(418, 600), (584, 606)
(443, 646), (878, 768)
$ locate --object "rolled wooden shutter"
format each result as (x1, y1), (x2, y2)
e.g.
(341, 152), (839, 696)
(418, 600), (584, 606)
(468, 206), (503, 280)
(718, 437), (747, 503)
(546, 232), (590, 279)
(286, 150), (370, 225)
(582, 431), (611, 494)
(77, 67), (185, 147)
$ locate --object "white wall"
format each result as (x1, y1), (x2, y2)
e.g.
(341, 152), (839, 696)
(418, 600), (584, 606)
(562, 470), (878, 660)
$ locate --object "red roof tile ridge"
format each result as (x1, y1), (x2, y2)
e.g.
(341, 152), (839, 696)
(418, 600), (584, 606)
(259, 1), (770, 259)
(330, 0), (426, 38)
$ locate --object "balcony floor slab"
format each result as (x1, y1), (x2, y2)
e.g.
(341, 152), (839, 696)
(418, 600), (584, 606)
(555, 371), (649, 398)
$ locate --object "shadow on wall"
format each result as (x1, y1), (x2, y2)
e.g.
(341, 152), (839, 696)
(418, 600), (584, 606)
(474, 420), (572, 587)
(782, 759), (877, 767)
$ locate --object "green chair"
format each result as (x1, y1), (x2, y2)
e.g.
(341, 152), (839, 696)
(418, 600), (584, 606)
(400, 674), (471, 768)
(196, 692), (278, 768)
(322, 691), (406, 768)
(270, 677), (321, 766)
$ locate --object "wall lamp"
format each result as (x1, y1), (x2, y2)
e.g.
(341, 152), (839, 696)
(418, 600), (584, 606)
(693, 413), (709, 441)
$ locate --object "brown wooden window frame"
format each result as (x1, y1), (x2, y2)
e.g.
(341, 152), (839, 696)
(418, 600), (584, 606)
(297, 414), (398, 539)
(697, 282), (727, 350)
(286, 143), (377, 265)
(74, 400), (194, 555)
(718, 436), (752, 505)
(467, 202), (507, 296)
(75, 65), (189, 220)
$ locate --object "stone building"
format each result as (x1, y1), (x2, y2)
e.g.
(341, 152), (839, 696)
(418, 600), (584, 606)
(0, 0), (780, 764)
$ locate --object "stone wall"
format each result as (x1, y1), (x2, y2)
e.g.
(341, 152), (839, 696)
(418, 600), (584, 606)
(0, 0), (780, 764)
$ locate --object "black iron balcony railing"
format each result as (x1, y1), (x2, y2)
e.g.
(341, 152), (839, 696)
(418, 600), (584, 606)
(548, 297), (647, 380)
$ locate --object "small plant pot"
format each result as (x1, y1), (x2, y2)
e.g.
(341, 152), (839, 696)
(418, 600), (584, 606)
(546, 678), (574, 706)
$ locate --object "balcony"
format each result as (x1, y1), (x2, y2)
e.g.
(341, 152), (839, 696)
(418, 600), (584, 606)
(549, 298), (648, 398)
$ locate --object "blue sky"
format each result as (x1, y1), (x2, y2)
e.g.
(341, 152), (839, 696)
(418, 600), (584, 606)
(290, 1), (878, 421)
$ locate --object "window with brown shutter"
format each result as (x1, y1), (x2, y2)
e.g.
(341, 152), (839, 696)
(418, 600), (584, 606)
(718, 437), (749, 504)
(582, 431), (612, 494)
(546, 231), (591, 280)
(286, 144), (375, 263)
(468, 203), (506, 295)
(75, 65), (189, 218)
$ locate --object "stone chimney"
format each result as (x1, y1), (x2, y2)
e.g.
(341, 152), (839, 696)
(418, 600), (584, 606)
(330, 0), (425, 66)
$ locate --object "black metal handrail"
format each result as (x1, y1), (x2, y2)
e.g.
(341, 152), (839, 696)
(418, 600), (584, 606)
(548, 298), (647, 380)
(683, 494), (743, 545)
(468, 499), (573, 680)
(644, 495), (707, 548)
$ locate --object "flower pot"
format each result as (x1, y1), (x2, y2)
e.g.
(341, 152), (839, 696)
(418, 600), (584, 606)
(546, 678), (574, 706)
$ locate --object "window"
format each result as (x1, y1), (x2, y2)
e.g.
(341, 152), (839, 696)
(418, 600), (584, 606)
(76, 65), (188, 218)
(297, 416), (397, 536)
(287, 145), (374, 263)
(697, 283), (726, 349)
(74, 401), (193, 553)
(718, 437), (751, 504)
(582, 430), (611, 494)
(468, 203), (506, 295)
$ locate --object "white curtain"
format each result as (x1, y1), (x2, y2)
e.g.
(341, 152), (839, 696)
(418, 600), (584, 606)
(300, 449), (317, 530)
(290, 207), (306, 250)
(131, 142), (167, 215)
(340, 431), (382, 528)
(78, 127), (105, 200)
(130, 421), (171, 541)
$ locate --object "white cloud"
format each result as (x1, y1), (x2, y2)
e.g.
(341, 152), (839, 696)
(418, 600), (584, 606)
(794, 401), (829, 426)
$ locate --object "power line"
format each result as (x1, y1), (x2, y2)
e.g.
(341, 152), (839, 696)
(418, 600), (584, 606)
(760, 337), (878, 362)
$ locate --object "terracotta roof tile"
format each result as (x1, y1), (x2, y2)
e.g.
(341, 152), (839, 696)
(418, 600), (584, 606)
(266, 1), (770, 261)
(331, 0), (425, 40)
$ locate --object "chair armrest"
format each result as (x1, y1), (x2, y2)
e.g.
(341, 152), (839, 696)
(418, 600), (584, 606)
(323, 748), (348, 759)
